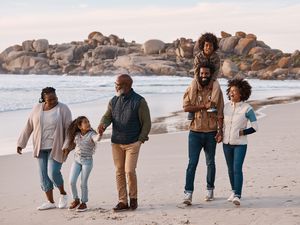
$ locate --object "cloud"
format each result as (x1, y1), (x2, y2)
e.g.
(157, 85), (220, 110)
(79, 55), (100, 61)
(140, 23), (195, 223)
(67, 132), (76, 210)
(0, 2), (299, 52)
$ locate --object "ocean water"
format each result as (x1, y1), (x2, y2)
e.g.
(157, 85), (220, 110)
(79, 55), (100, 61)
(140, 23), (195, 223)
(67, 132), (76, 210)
(0, 74), (300, 156)
(0, 74), (300, 113)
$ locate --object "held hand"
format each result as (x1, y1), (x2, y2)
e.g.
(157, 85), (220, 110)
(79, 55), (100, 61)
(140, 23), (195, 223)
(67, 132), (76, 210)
(17, 146), (23, 155)
(215, 131), (223, 143)
(62, 148), (70, 161)
(97, 124), (106, 135)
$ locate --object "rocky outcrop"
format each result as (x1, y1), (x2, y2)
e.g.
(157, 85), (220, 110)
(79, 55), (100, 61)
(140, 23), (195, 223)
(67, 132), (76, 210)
(142, 39), (165, 55)
(222, 59), (239, 78)
(0, 31), (299, 79)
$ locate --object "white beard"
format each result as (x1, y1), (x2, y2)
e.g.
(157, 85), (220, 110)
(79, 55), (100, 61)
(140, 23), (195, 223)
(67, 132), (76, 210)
(116, 88), (125, 96)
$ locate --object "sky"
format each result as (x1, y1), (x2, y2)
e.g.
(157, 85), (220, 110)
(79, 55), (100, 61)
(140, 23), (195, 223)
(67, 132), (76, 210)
(0, 0), (299, 53)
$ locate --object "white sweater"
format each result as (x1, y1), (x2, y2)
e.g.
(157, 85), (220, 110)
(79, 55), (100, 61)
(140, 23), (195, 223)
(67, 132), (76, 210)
(223, 101), (258, 145)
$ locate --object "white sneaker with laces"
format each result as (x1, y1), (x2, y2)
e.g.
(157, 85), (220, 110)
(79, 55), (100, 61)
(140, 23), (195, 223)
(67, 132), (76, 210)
(232, 197), (241, 206)
(183, 192), (193, 205)
(58, 194), (68, 209)
(227, 192), (235, 202)
(204, 190), (214, 201)
(37, 201), (56, 210)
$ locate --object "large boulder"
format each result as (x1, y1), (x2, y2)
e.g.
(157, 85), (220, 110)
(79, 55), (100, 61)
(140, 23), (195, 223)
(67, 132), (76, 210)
(251, 60), (267, 71)
(4, 55), (32, 72)
(146, 61), (176, 75)
(246, 33), (257, 40)
(222, 59), (239, 78)
(53, 44), (75, 64)
(22, 40), (34, 52)
(92, 46), (118, 60)
(256, 41), (271, 49)
(291, 50), (300, 67)
(33, 39), (49, 53)
(178, 38), (194, 58)
(221, 31), (232, 38)
(234, 38), (256, 56)
(73, 44), (90, 61)
(277, 56), (291, 68)
(220, 36), (239, 53)
(235, 31), (246, 38)
(29, 60), (51, 74)
(239, 62), (251, 71)
(88, 31), (103, 40)
(142, 39), (165, 54)
(248, 47), (266, 56)
(0, 45), (24, 62)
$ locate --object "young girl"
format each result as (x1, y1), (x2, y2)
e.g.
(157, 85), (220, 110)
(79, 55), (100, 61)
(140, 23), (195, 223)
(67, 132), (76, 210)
(223, 78), (258, 206)
(63, 116), (101, 212)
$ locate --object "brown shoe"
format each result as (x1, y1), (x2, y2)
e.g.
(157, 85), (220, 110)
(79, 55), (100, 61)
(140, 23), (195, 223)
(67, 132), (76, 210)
(130, 198), (138, 210)
(113, 202), (129, 212)
(68, 199), (80, 210)
(76, 203), (87, 212)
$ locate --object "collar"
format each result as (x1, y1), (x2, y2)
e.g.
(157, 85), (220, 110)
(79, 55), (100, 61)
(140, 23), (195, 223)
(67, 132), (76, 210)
(120, 88), (134, 100)
(230, 101), (244, 107)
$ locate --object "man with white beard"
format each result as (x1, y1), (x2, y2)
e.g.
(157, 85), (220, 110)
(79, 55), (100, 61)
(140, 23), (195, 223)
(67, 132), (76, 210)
(98, 74), (151, 211)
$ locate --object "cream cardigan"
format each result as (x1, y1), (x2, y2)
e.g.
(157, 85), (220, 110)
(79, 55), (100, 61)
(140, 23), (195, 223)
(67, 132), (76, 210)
(17, 102), (72, 163)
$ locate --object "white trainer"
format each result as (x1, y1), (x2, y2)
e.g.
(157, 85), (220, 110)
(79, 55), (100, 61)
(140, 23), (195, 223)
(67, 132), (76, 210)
(37, 201), (56, 210)
(227, 192), (235, 202)
(183, 192), (193, 205)
(204, 190), (214, 201)
(232, 197), (241, 206)
(58, 194), (68, 209)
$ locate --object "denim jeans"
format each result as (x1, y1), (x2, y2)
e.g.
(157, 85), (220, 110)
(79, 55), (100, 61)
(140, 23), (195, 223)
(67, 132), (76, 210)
(223, 144), (247, 198)
(185, 130), (217, 192)
(69, 158), (93, 203)
(37, 149), (64, 192)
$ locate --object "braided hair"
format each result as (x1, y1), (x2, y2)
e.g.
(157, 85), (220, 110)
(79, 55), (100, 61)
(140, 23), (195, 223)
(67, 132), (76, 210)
(67, 116), (88, 146)
(39, 87), (56, 103)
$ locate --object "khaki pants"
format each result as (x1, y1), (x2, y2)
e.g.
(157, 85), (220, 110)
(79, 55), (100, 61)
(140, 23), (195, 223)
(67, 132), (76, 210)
(112, 141), (141, 204)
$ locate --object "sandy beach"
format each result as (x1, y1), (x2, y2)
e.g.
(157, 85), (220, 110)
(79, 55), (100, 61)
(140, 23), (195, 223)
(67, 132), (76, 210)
(1, 99), (300, 225)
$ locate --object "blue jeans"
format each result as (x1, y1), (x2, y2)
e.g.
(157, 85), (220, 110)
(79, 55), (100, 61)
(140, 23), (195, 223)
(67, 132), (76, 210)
(223, 144), (247, 198)
(37, 149), (64, 192)
(69, 158), (93, 203)
(185, 131), (217, 192)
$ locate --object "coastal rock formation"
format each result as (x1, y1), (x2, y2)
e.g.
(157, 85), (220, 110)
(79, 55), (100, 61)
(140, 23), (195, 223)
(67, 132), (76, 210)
(142, 39), (165, 55)
(0, 31), (299, 79)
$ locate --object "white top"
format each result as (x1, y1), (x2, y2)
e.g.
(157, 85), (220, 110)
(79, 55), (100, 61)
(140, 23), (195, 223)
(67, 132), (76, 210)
(41, 106), (59, 149)
(223, 101), (258, 145)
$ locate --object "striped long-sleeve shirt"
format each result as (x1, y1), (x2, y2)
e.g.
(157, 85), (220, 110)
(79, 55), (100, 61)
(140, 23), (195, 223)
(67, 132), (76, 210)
(74, 130), (101, 160)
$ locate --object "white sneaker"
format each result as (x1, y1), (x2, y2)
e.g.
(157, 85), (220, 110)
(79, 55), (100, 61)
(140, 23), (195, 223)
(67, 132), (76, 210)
(204, 190), (214, 201)
(58, 194), (68, 209)
(232, 197), (241, 206)
(183, 192), (193, 205)
(227, 192), (235, 202)
(37, 201), (56, 210)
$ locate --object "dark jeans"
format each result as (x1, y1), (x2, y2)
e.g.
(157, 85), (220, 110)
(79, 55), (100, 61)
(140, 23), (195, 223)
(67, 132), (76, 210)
(223, 144), (247, 198)
(185, 130), (217, 192)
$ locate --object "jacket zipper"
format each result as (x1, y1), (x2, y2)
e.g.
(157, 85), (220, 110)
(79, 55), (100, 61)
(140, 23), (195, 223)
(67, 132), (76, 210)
(228, 104), (236, 144)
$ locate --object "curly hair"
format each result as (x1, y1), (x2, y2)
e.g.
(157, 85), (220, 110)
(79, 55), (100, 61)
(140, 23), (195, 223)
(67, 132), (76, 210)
(39, 87), (56, 103)
(226, 78), (252, 101)
(67, 116), (88, 147)
(197, 61), (215, 75)
(198, 32), (219, 52)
